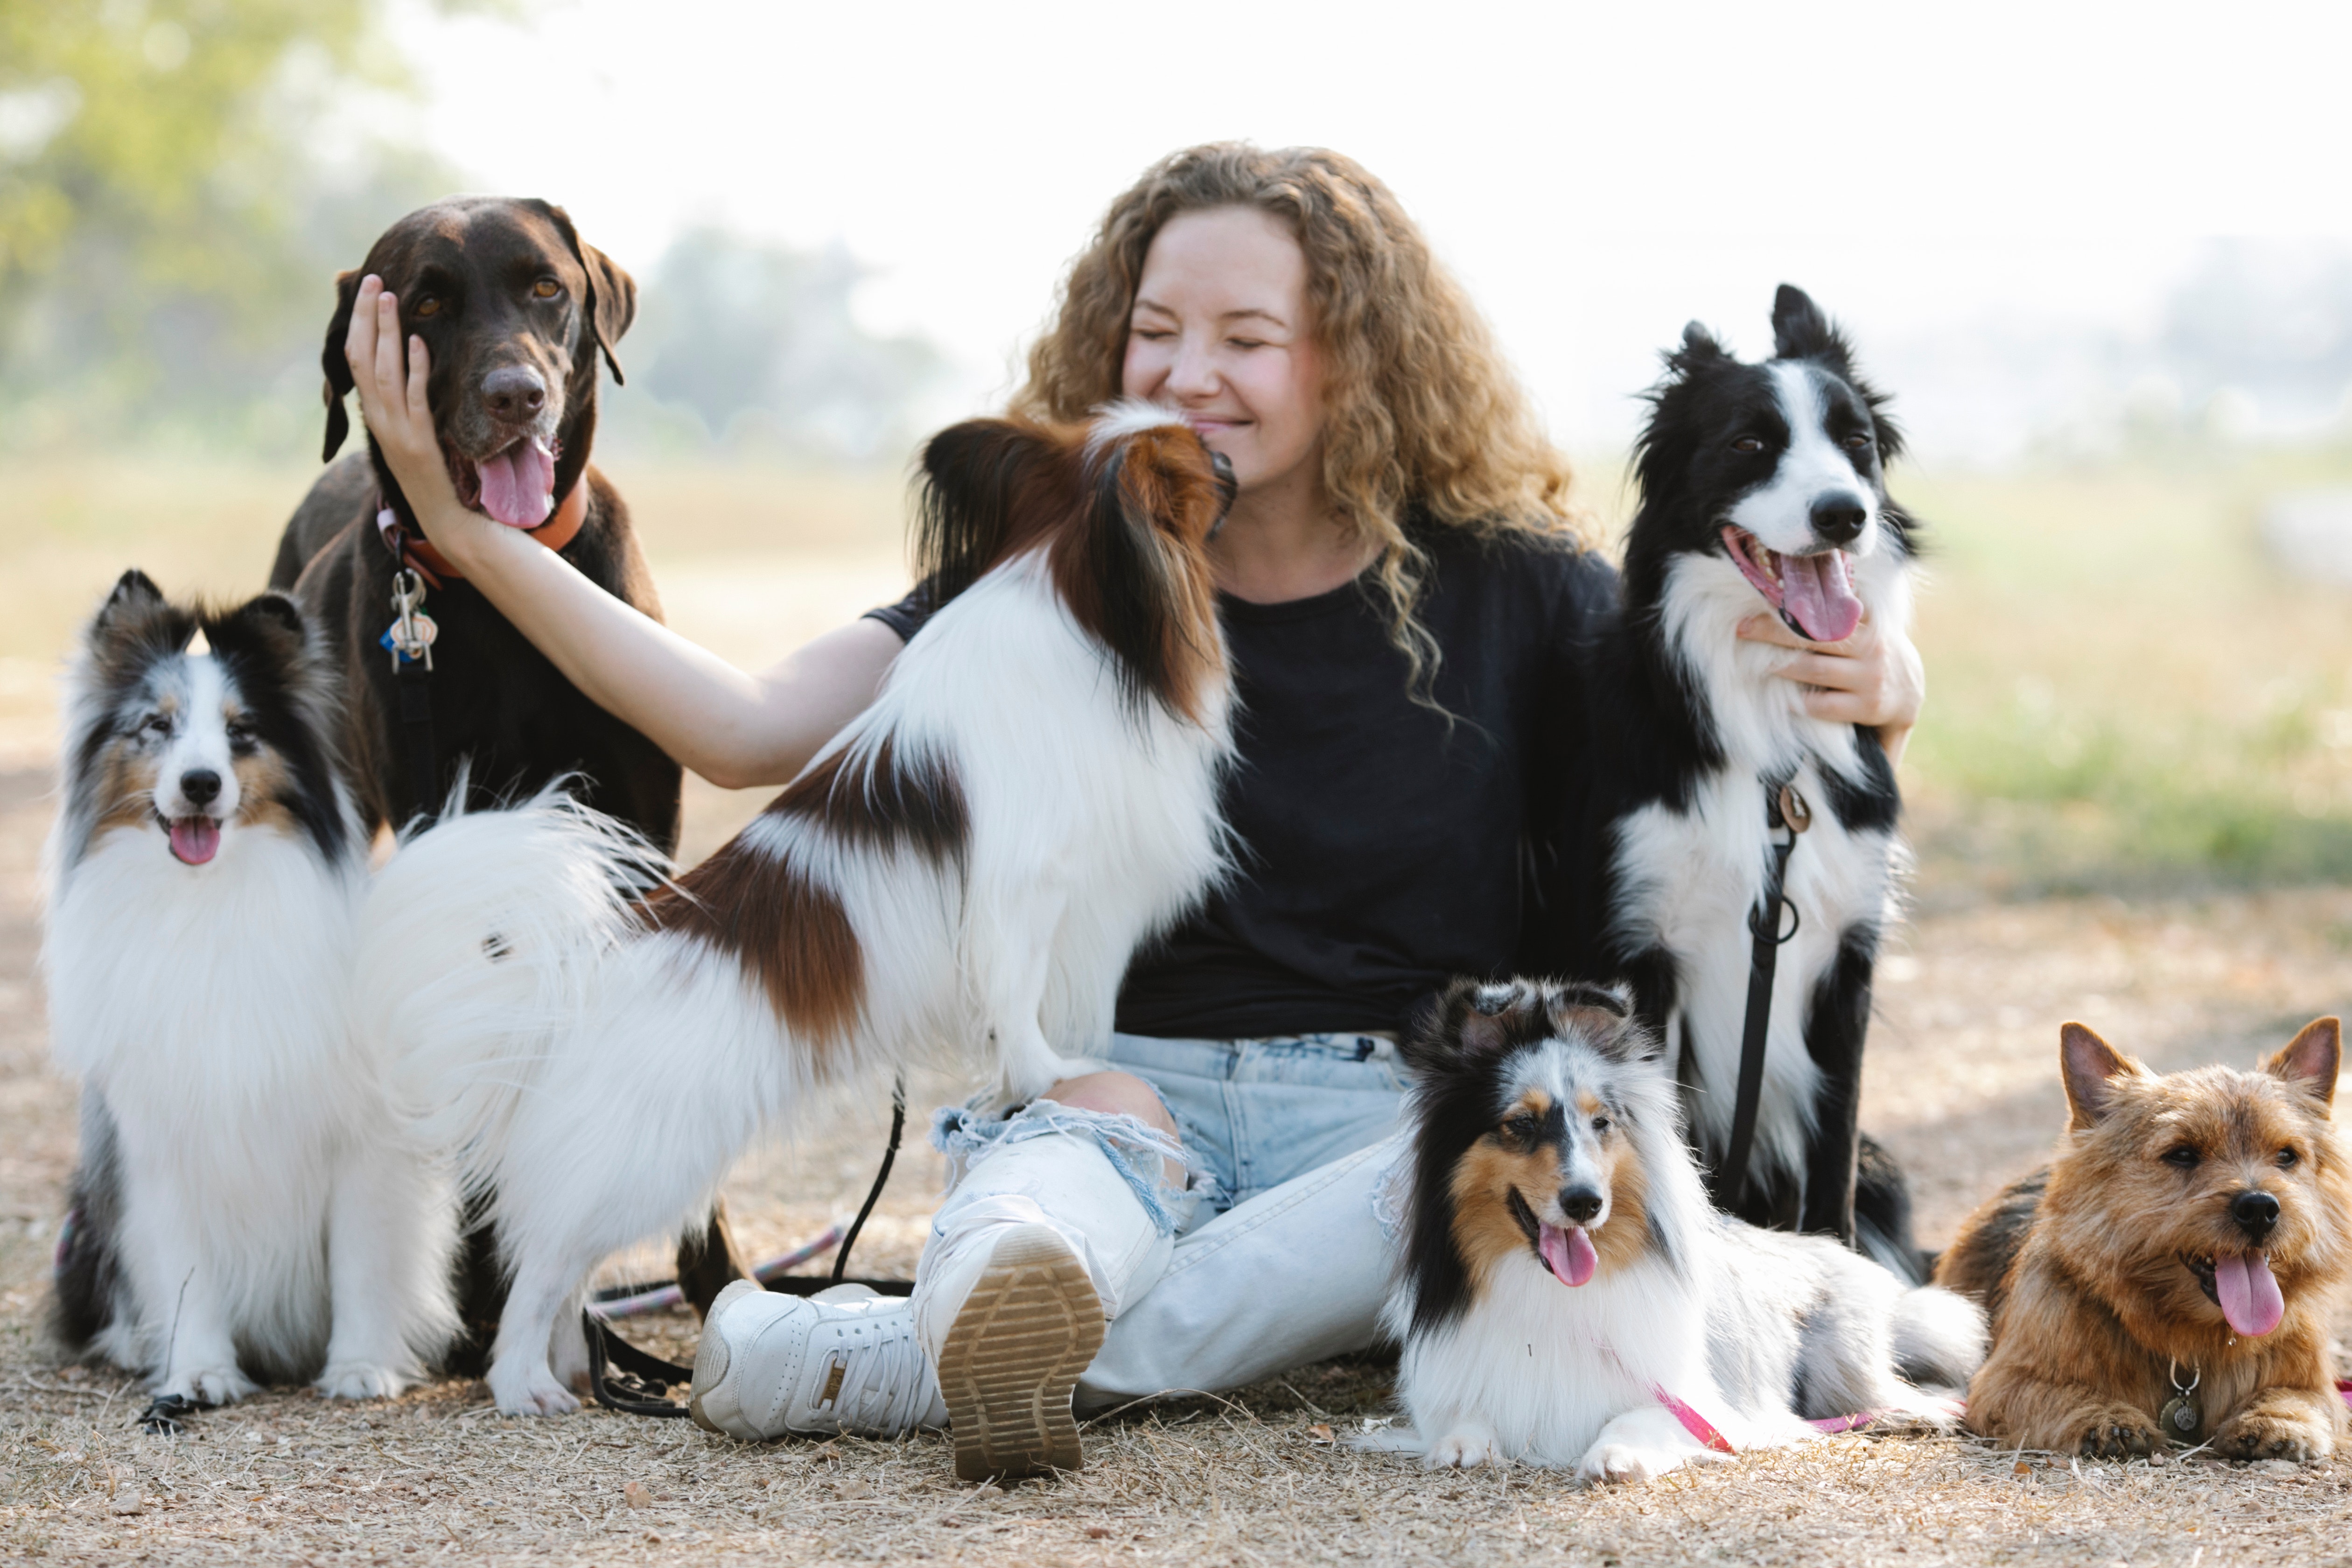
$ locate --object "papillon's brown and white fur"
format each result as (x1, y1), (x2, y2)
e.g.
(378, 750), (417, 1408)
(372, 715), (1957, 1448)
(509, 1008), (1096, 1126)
(46, 574), (456, 1403)
(357, 404), (1238, 1414)
(1383, 979), (1983, 1481)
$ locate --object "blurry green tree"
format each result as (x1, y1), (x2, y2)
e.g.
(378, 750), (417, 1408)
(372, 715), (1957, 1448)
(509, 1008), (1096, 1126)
(0, 0), (476, 450)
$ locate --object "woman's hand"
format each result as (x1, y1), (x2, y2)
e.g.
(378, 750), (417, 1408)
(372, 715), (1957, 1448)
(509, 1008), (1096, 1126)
(1736, 608), (1924, 767)
(343, 275), (500, 567)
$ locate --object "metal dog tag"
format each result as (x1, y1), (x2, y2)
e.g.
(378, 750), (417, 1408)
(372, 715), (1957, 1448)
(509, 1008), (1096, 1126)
(2159, 1394), (2200, 1442)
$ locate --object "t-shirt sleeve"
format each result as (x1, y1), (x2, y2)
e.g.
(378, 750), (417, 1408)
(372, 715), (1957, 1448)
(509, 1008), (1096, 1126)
(861, 580), (938, 644)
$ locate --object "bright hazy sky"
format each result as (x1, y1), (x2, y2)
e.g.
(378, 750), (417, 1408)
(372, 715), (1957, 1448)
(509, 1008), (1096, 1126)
(390, 0), (2352, 454)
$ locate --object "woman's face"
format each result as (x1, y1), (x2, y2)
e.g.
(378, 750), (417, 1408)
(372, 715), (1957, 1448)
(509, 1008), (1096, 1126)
(1122, 205), (1324, 498)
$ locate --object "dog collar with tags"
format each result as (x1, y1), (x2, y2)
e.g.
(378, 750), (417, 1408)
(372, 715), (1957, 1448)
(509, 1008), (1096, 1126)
(375, 478), (589, 589)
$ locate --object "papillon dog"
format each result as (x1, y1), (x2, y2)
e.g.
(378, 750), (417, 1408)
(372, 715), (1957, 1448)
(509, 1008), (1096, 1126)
(354, 403), (1238, 1414)
(1383, 978), (1981, 1481)
(45, 573), (456, 1404)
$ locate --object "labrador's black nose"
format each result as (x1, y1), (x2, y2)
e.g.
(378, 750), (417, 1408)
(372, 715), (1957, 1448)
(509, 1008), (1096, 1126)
(483, 364), (547, 423)
(2231, 1189), (2281, 1244)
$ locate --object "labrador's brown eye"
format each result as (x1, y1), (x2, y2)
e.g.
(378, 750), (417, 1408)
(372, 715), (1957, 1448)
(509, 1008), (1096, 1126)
(532, 277), (560, 300)
(412, 296), (441, 318)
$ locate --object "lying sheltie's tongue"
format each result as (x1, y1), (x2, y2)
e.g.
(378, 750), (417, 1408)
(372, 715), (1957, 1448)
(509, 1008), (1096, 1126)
(1538, 1222), (1598, 1287)
(475, 437), (557, 528)
(168, 817), (220, 866)
(1722, 526), (1863, 644)
(2215, 1252), (2286, 1337)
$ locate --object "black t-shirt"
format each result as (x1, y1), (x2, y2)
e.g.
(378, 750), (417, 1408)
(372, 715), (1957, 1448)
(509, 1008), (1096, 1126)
(863, 525), (1619, 1039)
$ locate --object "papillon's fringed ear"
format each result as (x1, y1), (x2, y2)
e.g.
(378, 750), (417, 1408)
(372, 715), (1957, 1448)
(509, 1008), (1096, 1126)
(321, 268), (362, 463)
(1078, 435), (1188, 720)
(915, 418), (1055, 609)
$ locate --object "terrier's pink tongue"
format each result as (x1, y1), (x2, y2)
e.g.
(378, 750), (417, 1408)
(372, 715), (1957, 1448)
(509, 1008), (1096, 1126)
(2214, 1252), (2286, 1337)
(475, 438), (555, 528)
(1779, 549), (1862, 644)
(168, 817), (219, 866)
(1539, 1223), (1598, 1287)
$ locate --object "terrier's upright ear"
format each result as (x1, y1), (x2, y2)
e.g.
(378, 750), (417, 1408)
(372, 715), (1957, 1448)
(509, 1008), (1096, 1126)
(2263, 1017), (2342, 1109)
(2060, 1022), (2138, 1131)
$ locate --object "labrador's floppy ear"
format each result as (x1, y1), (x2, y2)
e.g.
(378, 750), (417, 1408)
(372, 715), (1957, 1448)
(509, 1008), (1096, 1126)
(321, 268), (362, 462)
(533, 200), (635, 385)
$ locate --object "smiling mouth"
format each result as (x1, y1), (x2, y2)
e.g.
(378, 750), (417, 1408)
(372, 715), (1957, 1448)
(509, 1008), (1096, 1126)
(1720, 525), (1862, 644)
(156, 811), (221, 866)
(444, 435), (559, 529)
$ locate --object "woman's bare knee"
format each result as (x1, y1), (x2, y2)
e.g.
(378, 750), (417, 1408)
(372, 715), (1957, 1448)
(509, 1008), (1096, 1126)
(1040, 1071), (1177, 1138)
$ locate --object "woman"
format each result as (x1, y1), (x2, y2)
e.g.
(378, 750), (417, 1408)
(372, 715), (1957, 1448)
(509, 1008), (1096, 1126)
(347, 144), (1921, 1475)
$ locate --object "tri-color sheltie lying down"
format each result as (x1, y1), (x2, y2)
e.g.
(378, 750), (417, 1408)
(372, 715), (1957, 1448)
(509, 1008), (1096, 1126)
(1581, 286), (1924, 1275)
(357, 404), (1238, 1415)
(44, 574), (456, 1404)
(1382, 979), (1982, 1481)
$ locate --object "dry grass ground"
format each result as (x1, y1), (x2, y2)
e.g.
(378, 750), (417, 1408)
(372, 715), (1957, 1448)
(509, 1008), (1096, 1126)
(9, 453), (2352, 1563)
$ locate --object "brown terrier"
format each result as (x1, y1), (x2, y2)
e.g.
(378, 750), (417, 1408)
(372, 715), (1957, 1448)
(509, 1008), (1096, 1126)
(1937, 1018), (2350, 1461)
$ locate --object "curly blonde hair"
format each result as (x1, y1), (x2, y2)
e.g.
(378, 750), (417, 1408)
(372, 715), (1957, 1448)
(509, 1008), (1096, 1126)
(1014, 142), (1590, 693)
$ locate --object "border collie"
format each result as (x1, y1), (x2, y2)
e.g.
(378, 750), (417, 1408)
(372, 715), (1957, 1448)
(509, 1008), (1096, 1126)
(355, 404), (1237, 1415)
(1382, 979), (1981, 1480)
(44, 574), (456, 1403)
(1582, 286), (1924, 1276)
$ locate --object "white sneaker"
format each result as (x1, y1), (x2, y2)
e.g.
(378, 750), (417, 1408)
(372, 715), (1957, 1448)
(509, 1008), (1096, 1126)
(689, 1281), (946, 1440)
(933, 1222), (1106, 1481)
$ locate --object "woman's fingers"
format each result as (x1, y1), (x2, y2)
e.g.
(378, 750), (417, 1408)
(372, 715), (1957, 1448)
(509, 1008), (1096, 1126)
(407, 331), (431, 426)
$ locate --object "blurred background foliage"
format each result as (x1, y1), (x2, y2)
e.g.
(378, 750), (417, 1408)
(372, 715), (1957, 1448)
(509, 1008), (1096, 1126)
(10, 0), (2352, 906)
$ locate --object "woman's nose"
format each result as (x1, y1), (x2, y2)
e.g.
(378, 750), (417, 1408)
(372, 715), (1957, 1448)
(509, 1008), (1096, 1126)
(1166, 335), (1219, 399)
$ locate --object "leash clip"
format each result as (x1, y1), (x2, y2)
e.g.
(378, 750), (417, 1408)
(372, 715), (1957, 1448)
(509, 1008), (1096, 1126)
(383, 568), (438, 672)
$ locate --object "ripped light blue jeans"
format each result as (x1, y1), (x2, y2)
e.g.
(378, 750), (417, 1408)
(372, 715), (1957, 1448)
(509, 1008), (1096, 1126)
(922, 1031), (1411, 1405)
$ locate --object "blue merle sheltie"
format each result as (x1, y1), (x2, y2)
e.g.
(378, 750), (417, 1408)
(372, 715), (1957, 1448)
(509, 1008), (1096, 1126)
(44, 572), (457, 1403)
(1573, 286), (1925, 1278)
(1383, 979), (1981, 1479)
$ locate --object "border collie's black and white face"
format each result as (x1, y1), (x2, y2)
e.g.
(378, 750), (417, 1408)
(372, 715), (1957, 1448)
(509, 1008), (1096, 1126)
(57, 571), (351, 875)
(1631, 285), (1909, 645)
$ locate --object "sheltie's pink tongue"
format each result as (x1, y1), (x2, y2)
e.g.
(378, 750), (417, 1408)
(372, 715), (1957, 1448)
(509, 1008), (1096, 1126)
(475, 437), (555, 528)
(168, 817), (219, 866)
(2215, 1252), (2286, 1337)
(1539, 1223), (1598, 1288)
(1780, 549), (1862, 645)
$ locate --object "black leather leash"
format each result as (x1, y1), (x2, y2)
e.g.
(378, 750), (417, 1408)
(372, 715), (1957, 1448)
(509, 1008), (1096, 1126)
(1719, 781), (1811, 1201)
(587, 1078), (911, 1417)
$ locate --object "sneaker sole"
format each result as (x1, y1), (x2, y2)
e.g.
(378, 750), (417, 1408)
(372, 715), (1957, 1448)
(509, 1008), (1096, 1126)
(936, 1224), (1105, 1482)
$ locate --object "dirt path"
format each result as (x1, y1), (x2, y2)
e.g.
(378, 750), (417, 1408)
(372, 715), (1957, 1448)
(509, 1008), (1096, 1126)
(6, 760), (2352, 1564)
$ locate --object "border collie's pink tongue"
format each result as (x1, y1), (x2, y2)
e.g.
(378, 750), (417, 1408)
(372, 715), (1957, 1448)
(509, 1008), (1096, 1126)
(2214, 1252), (2285, 1337)
(1538, 1223), (1598, 1287)
(475, 437), (556, 528)
(1780, 549), (1862, 644)
(168, 817), (219, 866)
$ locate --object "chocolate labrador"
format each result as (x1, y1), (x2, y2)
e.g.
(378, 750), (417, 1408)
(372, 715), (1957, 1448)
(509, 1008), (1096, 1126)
(269, 198), (745, 1366)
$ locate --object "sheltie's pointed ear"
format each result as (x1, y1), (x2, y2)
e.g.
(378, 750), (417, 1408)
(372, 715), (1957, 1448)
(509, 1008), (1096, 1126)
(1404, 978), (1544, 1081)
(1547, 981), (1659, 1061)
(215, 591), (309, 659)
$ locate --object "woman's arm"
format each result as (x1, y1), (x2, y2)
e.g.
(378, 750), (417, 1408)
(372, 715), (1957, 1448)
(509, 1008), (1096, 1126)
(1736, 608), (1925, 768)
(343, 275), (899, 789)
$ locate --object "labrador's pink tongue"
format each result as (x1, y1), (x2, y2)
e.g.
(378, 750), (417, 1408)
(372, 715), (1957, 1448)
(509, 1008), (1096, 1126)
(1779, 549), (1862, 644)
(475, 438), (555, 528)
(1539, 1223), (1598, 1287)
(2214, 1252), (2286, 1337)
(168, 817), (218, 866)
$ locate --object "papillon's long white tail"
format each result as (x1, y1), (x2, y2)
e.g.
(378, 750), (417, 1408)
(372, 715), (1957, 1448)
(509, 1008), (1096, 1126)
(355, 787), (668, 1197)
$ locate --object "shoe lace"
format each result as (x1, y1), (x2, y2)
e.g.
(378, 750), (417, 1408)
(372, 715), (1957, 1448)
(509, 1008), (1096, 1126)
(830, 1314), (938, 1438)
